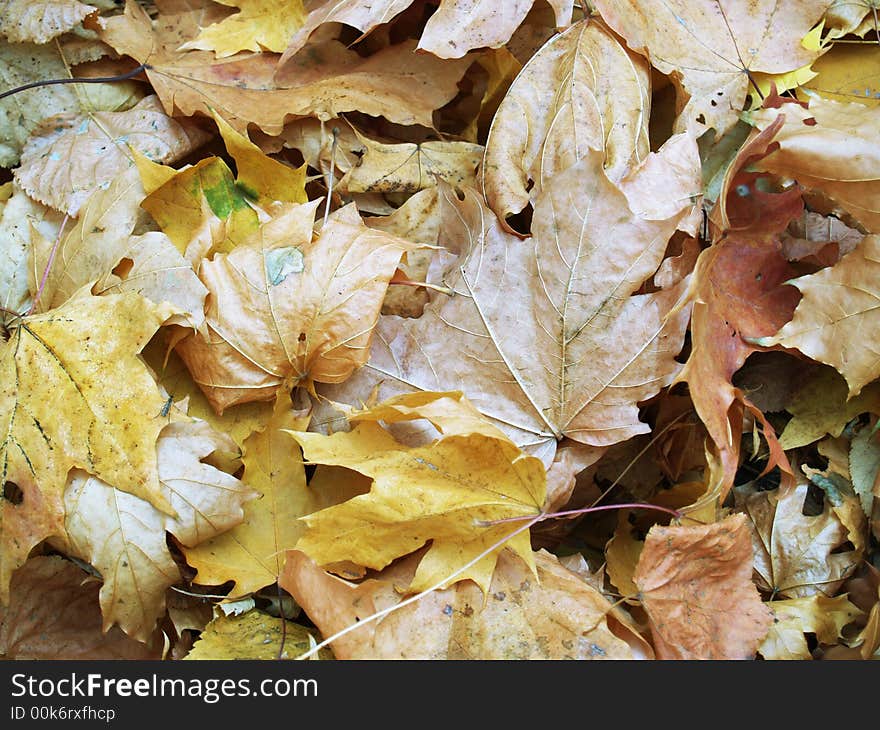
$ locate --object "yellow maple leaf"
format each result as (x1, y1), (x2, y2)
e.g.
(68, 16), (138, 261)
(0, 288), (179, 599)
(179, 0), (306, 58)
(287, 392), (546, 594)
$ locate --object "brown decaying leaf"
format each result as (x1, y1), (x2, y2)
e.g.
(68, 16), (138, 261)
(16, 95), (209, 217)
(320, 142), (697, 465)
(482, 18), (650, 225)
(593, 0), (830, 136)
(736, 482), (862, 599)
(282, 548), (652, 659)
(751, 97), (880, 234)
(98, 1), (473, 134)
(0, 556), (162, 659)
(175, 202), (418, 412)
(633, 513), (773, 660)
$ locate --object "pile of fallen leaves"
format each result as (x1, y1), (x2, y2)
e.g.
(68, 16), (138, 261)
(1, 0), (879, 661)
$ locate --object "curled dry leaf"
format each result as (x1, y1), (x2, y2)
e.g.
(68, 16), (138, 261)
(0, 0), (97, 43)
(594, 0), (830, 136)
(735, 482), (862, 599)
(0, 289), (178, 598)
(32, 166), (208, 329)
(16, 95), (210, 217)
(0, 556), (163, 660)
(322, 143), (698, 464)
(280, 0), (574, 63)
(751, 97), (880, 233)
(482, 18), (650, 225)
(759, 594), (862, 660)
(756, 235), (880, 397)
(281, 548), (651, 660)
(633, 513), (773, 660)
(99, 2), (472, 134)
(175, 202), (418, 412)
(59, 421), (258, 642)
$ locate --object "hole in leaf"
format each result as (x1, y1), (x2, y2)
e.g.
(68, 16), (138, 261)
(503, 203), (533, 236)
(112, 257), (134, 280)
(3, 481), (23, 505)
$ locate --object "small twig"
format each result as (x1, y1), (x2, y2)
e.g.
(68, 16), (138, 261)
(322, 126), (339, 229)
(0, 63), (152, 102)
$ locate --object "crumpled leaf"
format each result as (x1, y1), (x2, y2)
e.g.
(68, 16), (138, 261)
(0, 288), (178, 601)
(735, 482), (862, 598)
(288, 392), (546, 595)
(174, 202), (418, 412)
(282, 548), (651, 659)
(0, 556), (163, 660)
(0, 39), (80, 167)
(758, 594), (862, 660)
(321, 144), (697, 464)
(339, 130), (484, 194)
(633, 513), (773, 660)
(756, 235), (880, 396)
(750, 98), (880, 233)
(850, 422), (880, 516)
(57, 421), (258, 641)
(184, 608), (331, 660)
(32, 166), (207, 330)
(0, 0), (97, 43)
(279, 0), (573, 63)
(15, 94), (209, 217)
(179, 0), (306, 58)
(99, 1), (473, 134)
(594, 0), (830, 136)
(482, 17), (650, 225)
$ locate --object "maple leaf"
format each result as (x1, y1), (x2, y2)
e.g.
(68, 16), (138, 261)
(633, 513), (773, 659)
(0, 288), (178, 599)
(279, 0), (574, 63)
(482, 18), (651, 225)
(178, 0), (306, 58)
(339, 129), (484, 195)
(98, 1), (473, 134)
(288, 392), (546, 594)
(174, 202), (418, 411)
(282, 548), (651, 659)
(756, 235), (880, 396)
(182, 393), (336, 597)
(750, 97), (880, 233)
(0, 0), (97, 44)
(735, 482), (861, 598)
(320, 144), (698, 464)
(0, 556), (162, 659)
(593, 0), (830, 136)
(758, 594), (862, 660)
(57, 421), (257, 641)
(15, 94), (209, 217)
(184, 608), (330, 660)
